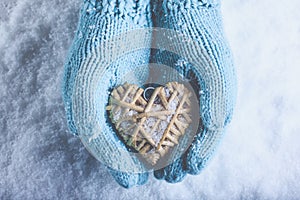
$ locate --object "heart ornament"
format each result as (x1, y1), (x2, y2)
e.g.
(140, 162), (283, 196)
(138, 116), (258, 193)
(106, 82), (192, 165)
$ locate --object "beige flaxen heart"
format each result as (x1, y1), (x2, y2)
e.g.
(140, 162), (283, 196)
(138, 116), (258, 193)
(106, 82), (192, 165)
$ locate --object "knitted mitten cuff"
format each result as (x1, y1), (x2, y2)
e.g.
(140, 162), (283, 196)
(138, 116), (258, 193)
(84, 0), (151, 17)
(160, 0), (220, 10)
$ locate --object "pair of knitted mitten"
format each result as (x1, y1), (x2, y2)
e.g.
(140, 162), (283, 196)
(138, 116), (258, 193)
(62, 0), (236, 188)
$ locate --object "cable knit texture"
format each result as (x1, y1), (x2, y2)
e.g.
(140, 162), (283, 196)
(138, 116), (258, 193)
(62, 0), (236, 188)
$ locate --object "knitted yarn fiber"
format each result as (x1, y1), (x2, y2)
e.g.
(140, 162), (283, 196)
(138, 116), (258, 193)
(151, 0), (236, 182)
(62, 0), (236, 188)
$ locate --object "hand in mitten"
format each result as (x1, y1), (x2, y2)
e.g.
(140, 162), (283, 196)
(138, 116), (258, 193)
(150, 0), (236, 182)
(62, 0), (153, 188)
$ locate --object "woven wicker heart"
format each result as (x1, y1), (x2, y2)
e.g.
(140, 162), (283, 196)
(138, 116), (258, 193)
(106, 82), (192, 165)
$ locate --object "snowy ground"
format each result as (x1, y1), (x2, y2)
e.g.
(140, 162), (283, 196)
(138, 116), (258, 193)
(1, 0), (300, 199)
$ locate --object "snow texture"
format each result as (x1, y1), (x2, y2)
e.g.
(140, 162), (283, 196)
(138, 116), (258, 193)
(1, 0), (300, 199)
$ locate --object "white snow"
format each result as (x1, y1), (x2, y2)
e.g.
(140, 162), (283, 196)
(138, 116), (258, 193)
(1, 0), (300, 199)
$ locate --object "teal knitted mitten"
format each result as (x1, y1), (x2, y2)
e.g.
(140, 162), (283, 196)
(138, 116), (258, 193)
(151, 0), (236, 182)
(62, 0), (153, 188)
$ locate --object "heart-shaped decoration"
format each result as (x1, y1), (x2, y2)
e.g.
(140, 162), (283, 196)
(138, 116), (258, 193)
(106, 82), (192, 165)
